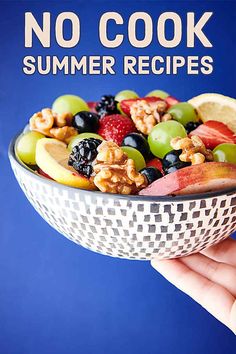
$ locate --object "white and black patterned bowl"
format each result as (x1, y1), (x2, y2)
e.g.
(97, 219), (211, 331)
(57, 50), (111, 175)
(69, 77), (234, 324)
(9, 134), (236, 260)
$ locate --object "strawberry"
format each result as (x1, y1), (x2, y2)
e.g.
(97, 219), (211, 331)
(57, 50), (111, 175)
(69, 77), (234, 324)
(98, 114), (136, 146)
(189, 120), (236, 149)
(120, 97), (164, 116)
(165, 96), (179, 107)
(87, 101), (97, 113)
(147, 158), (164, 174)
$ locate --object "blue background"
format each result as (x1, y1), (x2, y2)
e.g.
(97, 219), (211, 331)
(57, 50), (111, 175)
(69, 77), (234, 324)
(0, 1), (236, 353)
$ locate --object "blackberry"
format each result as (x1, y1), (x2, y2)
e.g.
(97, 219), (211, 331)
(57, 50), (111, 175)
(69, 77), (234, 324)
(185, 121), (202, 134)
(96, 95), (119, 118)
(68, 138), (102, 177)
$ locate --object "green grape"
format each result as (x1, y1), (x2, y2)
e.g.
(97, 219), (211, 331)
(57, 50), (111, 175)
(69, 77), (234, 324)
(146, 90), (169, 99)
(115, 90), (139, 115)
(16, 131), (45, 165)
(121, 146), (146, 171)
(115, 90), (139, 102)
(168, 102), (198, 126)
(52, 95), (89, 115)
(68, 133), (103, 151)
(148, 121), (187, 159)
(213, 144), (236, 164)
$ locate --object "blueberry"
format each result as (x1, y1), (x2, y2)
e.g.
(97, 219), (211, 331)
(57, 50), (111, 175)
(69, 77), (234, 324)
(185, 121), (202, 134)
(163, 150), (191, 174)
(140, 167), (163, 185)
(72, 111), (99, 133)
(162, 150), (182, 169)
(122, 133), (150, 159)
(164, 161), (190, 175)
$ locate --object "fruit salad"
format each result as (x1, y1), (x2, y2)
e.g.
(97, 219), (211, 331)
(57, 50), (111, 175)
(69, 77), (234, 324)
(15, 91), (236, 196)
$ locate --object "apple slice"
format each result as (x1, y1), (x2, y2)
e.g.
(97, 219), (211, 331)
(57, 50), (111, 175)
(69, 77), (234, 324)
(36, 138), (96, 190)
(139, 162), (236, 196)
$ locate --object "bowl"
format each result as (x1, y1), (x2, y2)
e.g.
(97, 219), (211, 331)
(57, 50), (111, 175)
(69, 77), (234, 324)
(9, 133), (236, 260)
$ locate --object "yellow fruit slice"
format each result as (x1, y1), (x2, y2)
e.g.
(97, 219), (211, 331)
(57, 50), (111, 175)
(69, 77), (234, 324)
(36, 138), (96, 189)
(188, 93), (236, 133)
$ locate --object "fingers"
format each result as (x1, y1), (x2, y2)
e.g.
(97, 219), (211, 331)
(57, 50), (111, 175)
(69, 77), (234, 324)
(180, 253), (236, 297)
(151, 258), (236, 334)
(201, 238), (236, 267)
(230, 300), (236, 335)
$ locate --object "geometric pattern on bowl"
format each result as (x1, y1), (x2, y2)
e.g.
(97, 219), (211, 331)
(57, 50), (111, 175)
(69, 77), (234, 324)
(9, 137), (236, 260)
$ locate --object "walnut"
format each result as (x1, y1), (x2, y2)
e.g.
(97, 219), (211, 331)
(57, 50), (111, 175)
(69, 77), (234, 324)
(29, 108), (76, 142)
(54, 112), (73, 127)
(95, 141), (127, 165)
(170, 135), (214, 165)
(161, 113), (172, 122)
(50, 126), (77, 144)
(130, 100), (168, 135)
(93, 141), (147, 194)
(30, 108), (54, 134)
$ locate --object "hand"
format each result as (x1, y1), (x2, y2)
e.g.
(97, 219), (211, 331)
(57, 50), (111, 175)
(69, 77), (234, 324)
(151, 237), (236, 334)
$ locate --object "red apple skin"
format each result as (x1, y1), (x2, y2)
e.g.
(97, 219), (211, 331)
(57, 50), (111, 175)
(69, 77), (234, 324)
(87, 101), (97, 113)
(147, 158), (164, 175)
(38, 168), (54, 180)
(139, 162), (236, 196)
(165, 96), (179, 108)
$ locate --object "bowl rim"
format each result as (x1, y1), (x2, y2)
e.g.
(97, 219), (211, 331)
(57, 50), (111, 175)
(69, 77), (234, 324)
(9, 132), (236, 202)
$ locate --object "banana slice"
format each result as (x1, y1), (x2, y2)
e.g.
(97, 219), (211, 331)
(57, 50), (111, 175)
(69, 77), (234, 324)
(36, 138), (96, 189)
